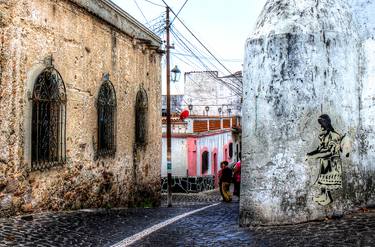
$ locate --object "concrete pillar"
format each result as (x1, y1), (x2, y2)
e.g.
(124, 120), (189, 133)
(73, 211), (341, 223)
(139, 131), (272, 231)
(240, 0), (370, 226)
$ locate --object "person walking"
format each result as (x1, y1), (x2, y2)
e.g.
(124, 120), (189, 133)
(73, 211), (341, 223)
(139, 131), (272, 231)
(233, 160), (241, 197)
(218, 161), (225, 198)
(220, 161), (232, 202)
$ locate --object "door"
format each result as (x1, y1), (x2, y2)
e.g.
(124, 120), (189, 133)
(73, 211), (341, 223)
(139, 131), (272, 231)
(213, 153), (218, 188)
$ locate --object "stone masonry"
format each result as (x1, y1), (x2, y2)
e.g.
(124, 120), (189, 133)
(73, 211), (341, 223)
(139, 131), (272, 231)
(241, 0), (375, 226)
(0, 0), (162, 217)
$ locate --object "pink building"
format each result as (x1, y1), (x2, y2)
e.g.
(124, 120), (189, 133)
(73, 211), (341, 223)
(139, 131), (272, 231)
(161, 114), (241, 192)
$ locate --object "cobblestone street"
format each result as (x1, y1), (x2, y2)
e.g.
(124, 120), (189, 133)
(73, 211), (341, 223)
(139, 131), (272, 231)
(0, 190), (374, 246)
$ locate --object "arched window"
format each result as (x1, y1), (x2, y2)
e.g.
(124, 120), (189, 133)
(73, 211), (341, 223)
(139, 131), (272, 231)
(202, 151), (209, 175)
(97, 76), (116, 157)
(32, 67), (66, 170)
(135, 88), (148, 146)
(229, 142), (233, 159)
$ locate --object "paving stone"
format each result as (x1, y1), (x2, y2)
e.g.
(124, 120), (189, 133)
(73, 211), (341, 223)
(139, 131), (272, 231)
(0, 190), (374, 246)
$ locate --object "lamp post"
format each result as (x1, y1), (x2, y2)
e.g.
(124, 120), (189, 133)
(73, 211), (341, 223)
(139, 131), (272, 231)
(205, 106), (210, 116)
(171, 65), (181, 82)
(166, 6), (181, 207)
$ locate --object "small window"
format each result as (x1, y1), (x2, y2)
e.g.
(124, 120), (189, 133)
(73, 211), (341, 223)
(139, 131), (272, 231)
(31, 67), (66, 170)
(229, 143), (233, 159)
(135, 88), (148, 145)
(202, 151), (209, 175)
(97, 76), (116, 157)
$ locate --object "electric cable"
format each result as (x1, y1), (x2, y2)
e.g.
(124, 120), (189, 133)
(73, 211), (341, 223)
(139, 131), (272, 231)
(160, 0), (242, 86)
(142, 0), (165, 7)
(133, 0), (149, 26)
(171, 28), (242, 93)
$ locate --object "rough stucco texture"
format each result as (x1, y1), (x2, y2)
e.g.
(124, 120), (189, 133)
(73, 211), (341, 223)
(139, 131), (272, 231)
(241, 0), (375, 226)
(0, 0), (162, 216)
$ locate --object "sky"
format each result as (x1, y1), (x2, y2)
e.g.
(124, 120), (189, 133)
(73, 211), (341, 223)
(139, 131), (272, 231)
(111, 0), (267, 94)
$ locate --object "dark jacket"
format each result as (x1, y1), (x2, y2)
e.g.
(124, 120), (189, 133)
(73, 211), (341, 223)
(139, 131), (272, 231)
(221, 166), (232, 183)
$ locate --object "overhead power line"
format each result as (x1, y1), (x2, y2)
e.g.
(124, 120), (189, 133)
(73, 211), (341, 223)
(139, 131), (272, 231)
(161, 1), (243, 87)
(133, 0), (149, 26)
(170, 0), (189, 26)
(142, 0), (165, 7)
(171, 52), (242, 63)
(170, 28), (242, 95)
(155, 0), (242, 96)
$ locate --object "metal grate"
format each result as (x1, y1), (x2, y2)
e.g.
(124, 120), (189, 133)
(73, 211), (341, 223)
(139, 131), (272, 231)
(97, 79), (117, 157)
(135, 88), (148, 146)
(31, 67), (66, 170)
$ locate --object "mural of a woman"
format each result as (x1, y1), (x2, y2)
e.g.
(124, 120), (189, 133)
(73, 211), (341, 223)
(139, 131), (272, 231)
(306, 114), (343, 206)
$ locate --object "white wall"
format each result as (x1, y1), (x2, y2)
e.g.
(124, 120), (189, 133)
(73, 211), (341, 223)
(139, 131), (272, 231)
(241, 0), (366, 226)
(184, 72), (242, 116)
(350, 0), (375, 171)
(161, 131), (238, 177)
(161, 138), (187, 177)
(195, 132), (234, 175)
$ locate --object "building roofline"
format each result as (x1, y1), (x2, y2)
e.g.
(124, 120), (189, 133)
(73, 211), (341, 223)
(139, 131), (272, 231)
(70, 0), (162, 47)
(162, 129), (232, 139)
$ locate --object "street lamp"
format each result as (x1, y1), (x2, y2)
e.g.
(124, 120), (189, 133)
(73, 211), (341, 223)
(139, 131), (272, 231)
(218, 107), (222, 115)
(171, 65), (181, 83)
(205, 106), (209, 116)
(228, 108), (232, 116)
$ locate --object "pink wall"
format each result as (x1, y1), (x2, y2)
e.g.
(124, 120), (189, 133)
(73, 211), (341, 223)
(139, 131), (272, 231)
(187, 138), (197, 176)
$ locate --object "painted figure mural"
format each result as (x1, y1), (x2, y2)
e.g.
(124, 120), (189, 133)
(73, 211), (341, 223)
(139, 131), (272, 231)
(306, 114), (344, 206)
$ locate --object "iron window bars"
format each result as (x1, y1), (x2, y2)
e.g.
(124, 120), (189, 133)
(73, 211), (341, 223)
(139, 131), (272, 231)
(31, 67), (67, 170)
(97, 77), (117, 157)
(135, 88), (148, 146)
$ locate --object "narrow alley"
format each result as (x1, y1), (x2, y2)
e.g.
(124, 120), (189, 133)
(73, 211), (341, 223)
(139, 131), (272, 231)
(0, 191), (374, 246)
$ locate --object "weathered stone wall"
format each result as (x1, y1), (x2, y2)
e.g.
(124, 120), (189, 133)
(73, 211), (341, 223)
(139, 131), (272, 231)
(0, 0), (162, 216)
(241, 0), (374, 226)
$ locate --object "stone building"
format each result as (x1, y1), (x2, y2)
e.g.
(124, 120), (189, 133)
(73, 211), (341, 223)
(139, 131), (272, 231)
(0, 0), (162, 216)
(241, 0), (375, 226)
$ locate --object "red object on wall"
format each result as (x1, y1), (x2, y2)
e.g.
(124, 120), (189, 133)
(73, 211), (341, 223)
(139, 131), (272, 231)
(180, 109), (189, 120)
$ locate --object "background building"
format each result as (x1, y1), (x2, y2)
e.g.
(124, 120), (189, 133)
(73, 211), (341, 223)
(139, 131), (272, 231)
(161, 115), (241, 192)
(0, 0), (162, 216)
(183, 71), (242, 117)
(161, 70), (242, 192)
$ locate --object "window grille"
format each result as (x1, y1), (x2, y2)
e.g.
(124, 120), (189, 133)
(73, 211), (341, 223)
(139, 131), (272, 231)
(229, 143), (233, 159)
(202, 151), (209, 175)
(135, 88), (148, 145)
(31, 67), (66, 170)
(97, 77), (117, 157)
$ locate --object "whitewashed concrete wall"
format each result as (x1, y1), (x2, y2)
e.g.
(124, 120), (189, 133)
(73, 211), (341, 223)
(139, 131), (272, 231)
(241, 0), (374, 226)
(161, 138), (187, 177)
(349, 0), (375, 171)
(195, 132), (234, 175)
(161, 131), (237, 177)
(184, 72), (242, 116)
